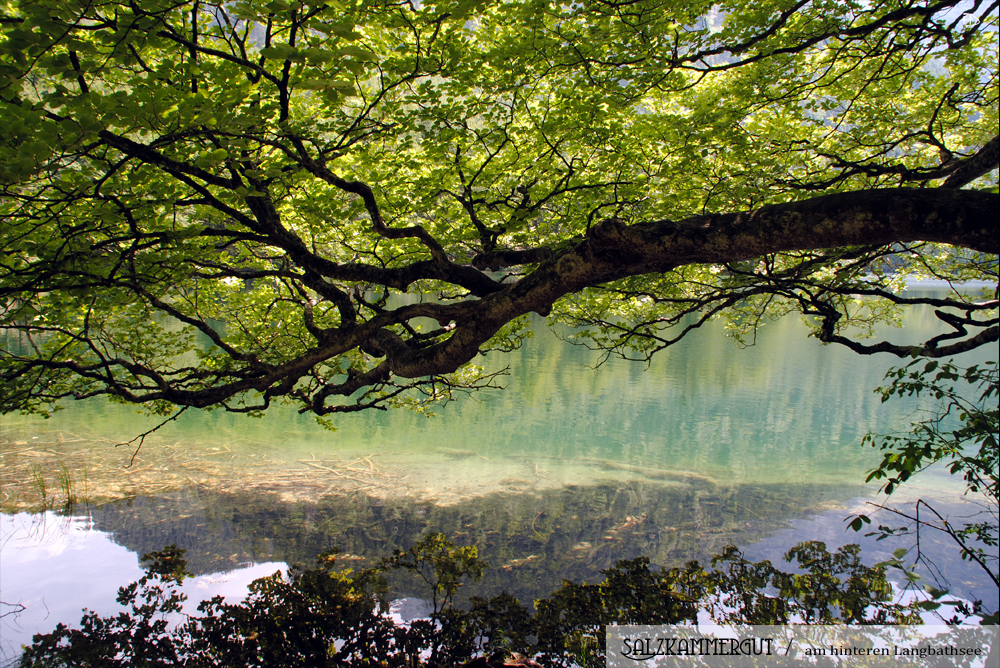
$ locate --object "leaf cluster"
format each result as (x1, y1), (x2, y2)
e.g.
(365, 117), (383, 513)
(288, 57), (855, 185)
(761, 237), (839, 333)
(849, 357), (998, 622)
(865, 359), (998, 499)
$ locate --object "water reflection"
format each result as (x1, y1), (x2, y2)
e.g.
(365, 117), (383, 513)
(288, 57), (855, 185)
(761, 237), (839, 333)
(1, 294), (996, 662)
(2, 479), (857, 662)
(81, 481), (861, 603)
(4, 479), (994, 665)
(0, 511), (283, 663)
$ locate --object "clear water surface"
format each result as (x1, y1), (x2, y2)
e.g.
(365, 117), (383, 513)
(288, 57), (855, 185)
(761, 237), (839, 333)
(2, 293), (996, 661)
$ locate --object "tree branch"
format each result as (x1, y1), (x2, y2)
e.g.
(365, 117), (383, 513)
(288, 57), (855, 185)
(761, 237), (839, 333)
(942, 135), (1000, 189)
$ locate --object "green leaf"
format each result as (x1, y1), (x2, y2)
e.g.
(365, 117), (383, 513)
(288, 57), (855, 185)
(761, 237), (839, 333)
(228, 3), (259, 20)
(259, 44), (298, 60)
(847, 515), (870, 532)
(297, 48), (335, 63)
(336, 45), (378, 62)
(297, 78), (355, 94)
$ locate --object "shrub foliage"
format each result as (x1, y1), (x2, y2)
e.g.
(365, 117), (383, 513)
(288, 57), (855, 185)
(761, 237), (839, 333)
(19, 535), (920, 667)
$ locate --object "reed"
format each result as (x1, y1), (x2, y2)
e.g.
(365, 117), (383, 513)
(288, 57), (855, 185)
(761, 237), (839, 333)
(58, 462), (77, 508)
(29, 464), (48, 508)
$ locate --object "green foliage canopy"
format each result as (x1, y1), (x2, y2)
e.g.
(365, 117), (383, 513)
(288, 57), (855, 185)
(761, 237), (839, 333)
(1, 0), (997, 418)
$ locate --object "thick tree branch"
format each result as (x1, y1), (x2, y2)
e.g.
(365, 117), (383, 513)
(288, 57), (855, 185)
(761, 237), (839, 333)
(368, 188), (999, 380)
(942, 135), (1000, 189)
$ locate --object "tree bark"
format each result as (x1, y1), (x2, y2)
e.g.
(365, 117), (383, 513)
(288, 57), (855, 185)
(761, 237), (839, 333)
(383, 188), (998, 379)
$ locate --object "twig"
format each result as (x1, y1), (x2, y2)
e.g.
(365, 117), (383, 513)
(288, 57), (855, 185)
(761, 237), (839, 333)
(117, 407), (190, 468)
(0, 600), (26, 619)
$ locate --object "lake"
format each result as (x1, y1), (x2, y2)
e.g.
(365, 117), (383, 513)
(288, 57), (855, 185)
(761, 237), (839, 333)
(1, 291), (997, 661)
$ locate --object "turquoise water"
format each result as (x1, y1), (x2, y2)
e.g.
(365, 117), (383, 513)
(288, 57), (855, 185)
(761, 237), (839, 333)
(3, 298), (986, 500)
(1, 296), (996, 660)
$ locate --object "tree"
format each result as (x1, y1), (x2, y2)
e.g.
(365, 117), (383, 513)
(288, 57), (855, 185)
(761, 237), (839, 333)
(849, 357), (998, 623)
(1, 0), (997, 420)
